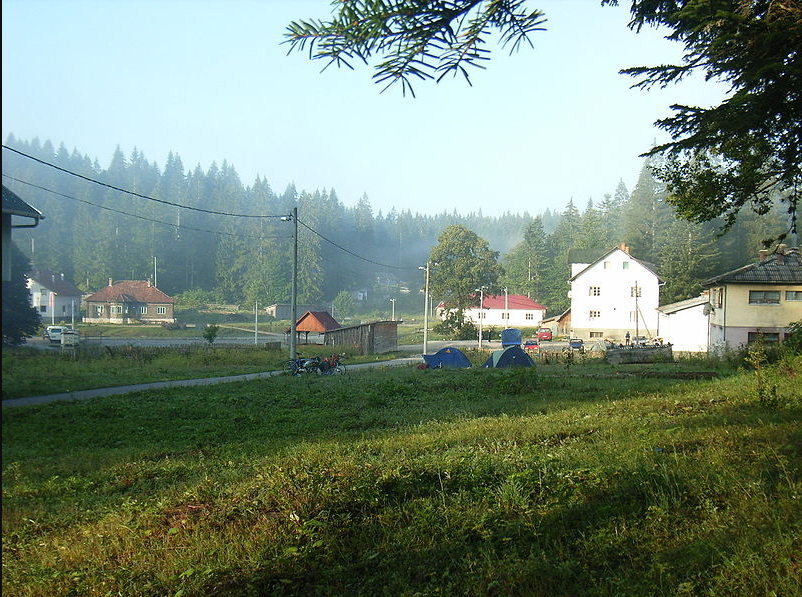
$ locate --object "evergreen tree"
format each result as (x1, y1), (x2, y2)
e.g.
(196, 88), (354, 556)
(2, 244), (41, 346)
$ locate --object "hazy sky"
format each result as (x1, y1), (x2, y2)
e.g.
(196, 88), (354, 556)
(2, 0), (727, 217)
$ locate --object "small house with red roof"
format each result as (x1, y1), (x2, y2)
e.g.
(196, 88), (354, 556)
(439, 294), (548, 328)
(83, 278), (175, 324)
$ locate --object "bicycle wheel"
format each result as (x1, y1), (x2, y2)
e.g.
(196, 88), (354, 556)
(283, 360), (298, 376)
(333, 364), (346, 375)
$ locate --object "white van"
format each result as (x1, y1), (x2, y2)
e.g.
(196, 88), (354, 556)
(44, 325), (65, 344)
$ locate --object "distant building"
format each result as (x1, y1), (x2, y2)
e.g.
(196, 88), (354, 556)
(26, 270), (83, 323)
(657, 293), (710, 352)
(265, 303), (327, 320)
(83, 278), (176, 324)
(455, 294), (548, 328)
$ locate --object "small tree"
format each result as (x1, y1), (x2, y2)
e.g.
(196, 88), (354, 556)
(332, 291), (354, 320)
(202, 324), (220, 345)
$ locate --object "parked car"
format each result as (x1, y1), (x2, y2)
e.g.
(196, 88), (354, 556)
(568, 338), (584, 350)
(524, 339), (539, 352)
(44, 325), (65, 344)
(537, 327), (553, 341)
(632, 335), (649, 346)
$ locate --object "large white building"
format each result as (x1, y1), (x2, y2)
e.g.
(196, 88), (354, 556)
(26, 270), (83, 324)
(569, 244), (661, 341)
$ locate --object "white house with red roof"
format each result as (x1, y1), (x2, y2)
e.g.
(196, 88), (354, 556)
(83, 278), (176, 324)
(438, 294), (547, 328)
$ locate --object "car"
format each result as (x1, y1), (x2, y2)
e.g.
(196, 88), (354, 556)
(632, 335), (649, 346)
(524, 339), (539, 352)
(568, 338), (584, 350)
(537, 327), (553, 341)
(44, 325), (65, 344)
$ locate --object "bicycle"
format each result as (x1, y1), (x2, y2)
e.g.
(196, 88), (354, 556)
(317, 353), (346, 375)
(283, 355), (321, 376)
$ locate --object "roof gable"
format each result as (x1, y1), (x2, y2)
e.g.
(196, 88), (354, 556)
(570, 246), (661, 282)
(296, 311), (341, 332)
(28, 270), (82, 296)
(85, 280), (175, 303)
(2, 185), (44, 219)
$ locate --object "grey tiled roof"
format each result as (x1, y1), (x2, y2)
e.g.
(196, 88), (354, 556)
(702, 248), (802, 286)
(2, 185), (44, 219)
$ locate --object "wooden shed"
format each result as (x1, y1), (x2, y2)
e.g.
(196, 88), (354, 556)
(290, 311), (341, 343)
(323, 321), (398, 355)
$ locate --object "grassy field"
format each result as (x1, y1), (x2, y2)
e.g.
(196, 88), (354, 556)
(2, 351), (801, 597)
(1, 345), (405, 400)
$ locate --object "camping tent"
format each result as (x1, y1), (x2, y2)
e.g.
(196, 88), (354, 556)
(501, 328), (523, 347)
(423, 347), (472, 368)
(482, 345), (535, 368)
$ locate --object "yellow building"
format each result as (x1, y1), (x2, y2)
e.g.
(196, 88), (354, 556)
(702, 246), (802, 350)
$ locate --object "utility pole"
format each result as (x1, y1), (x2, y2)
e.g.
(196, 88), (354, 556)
(419, 262), (431, 355)
(153, 256), (157, 288)
(475, 287), (484, 349)
(504, 286), (509, 325)
(390, 298), (396, 321)
(282, 208), (299, 360)
(254, 300), (258, 345)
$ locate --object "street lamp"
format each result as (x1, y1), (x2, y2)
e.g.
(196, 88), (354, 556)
(390, 298), (396, 321)
(504, 286), (509, 325)
(474, 287), (484, 349)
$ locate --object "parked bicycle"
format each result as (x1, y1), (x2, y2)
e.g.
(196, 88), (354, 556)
(283, 355), (321, 376)
(283, 353), (346, 376)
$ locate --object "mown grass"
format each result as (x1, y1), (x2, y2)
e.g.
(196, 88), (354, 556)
(1, 346), (404, 400)
(3, 356), (801, 597)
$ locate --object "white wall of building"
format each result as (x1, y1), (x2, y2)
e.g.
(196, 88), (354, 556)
(657, 304), (709, 352)
(570, 248), (660, 341)
(463, 307), (545, 328)
(27, 279), (80, 324)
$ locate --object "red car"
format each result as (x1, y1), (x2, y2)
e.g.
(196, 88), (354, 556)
(524, 339), (539, 352)
(537, 328), (553, 341)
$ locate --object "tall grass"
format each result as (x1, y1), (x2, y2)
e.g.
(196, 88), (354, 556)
(3, 358), (800, 596)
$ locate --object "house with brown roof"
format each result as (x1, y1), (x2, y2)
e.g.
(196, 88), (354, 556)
(702, 245), (801, 350)
(26, 270), (83, 323)
(83, 278), (176, 324)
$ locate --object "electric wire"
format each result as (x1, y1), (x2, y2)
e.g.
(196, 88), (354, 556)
(2, 144), (288, 219)
(2, 175), (289, 241)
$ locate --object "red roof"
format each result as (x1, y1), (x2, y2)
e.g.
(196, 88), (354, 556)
(473, 294), (547, 310)
(295, 311), (341, 332)
(85, 280), (174, 304)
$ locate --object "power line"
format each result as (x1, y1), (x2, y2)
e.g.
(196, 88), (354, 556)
(296, 217), (418, 271)
(2, 144), (288, 219)
(2, 175), (289, 241)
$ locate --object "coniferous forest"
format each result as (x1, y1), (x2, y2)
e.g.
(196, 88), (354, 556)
(3, 135), (795, 317)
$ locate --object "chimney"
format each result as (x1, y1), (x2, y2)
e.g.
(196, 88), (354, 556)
(759, 249), (768, 261)
(619, 243), (630, 255)
(108, 277), (113, 287)
(777, 244), (786, 265)
(147, 278), (152, 287)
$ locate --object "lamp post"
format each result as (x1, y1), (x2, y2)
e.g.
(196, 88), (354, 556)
(419, 262), (431, 355)
(475, 287), (484, 349)
(281, 207), (298, 359)
(504, 286), (509, 325)
(390, 298), (396, 321)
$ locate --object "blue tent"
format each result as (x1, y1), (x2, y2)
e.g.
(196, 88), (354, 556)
(482, 345), (535, 368)
(423, 347), (472, 368)
(501, 328), (523, 347)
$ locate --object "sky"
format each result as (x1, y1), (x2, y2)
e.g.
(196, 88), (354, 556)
(2, 0), (728, 218)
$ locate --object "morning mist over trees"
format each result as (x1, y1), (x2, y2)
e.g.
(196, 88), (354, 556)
(3, 134), (794, 318)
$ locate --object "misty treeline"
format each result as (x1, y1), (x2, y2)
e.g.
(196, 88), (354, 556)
(3, 135), (793, 317)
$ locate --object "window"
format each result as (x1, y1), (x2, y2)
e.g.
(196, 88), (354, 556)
(39, 305), (47, 313)
(501, 312), (509, 320)
(622, 262), (630, 270)
(96, 306), (104, 317)
(589, 286), (601, 296)
(786, 291), (802, 301)
(589, 310), (601, 319)
(715, 288), (723, 308)
(477, 312), (486, 319)
(748, 332), (780, 344)
(157, 306), (167, 315)
(525, 313), (534, 320)
(603, 261), (611, 269)
(113, 305), (123, 314)
(140, 305), (148, 314)
(749, 290), (780, 305)
(589, 331), (603, 338)
(629, 311), (637, 321)
(630, 286), (642, 297)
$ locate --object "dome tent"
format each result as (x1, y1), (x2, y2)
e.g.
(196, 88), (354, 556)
(422, 346), (472, 368)
(482, 345), (535, 368)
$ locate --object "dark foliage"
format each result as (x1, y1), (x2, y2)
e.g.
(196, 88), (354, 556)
(2, 244), (41, 346)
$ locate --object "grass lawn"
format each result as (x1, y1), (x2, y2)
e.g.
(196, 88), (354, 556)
(2, 352), (801, 597)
